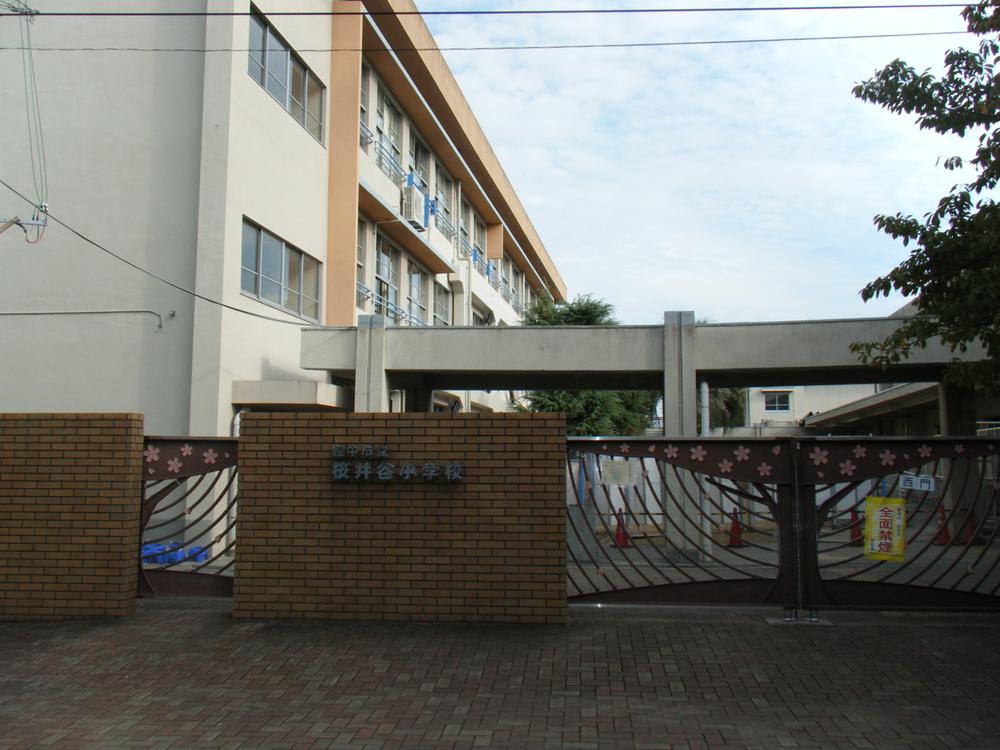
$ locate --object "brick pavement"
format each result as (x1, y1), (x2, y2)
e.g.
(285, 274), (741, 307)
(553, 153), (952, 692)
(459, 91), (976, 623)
(1, 600), (999, 749)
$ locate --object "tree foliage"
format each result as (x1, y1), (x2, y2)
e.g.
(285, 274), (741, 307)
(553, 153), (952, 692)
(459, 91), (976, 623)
(707, 387), (747, 432)
(851, 1), (1000, 392)
(517, 294), (658, 436)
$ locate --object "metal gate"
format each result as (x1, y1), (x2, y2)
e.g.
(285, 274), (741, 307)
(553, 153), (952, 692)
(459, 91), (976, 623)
(567, 437), (1000, 612)
(139, 436), (238, 596)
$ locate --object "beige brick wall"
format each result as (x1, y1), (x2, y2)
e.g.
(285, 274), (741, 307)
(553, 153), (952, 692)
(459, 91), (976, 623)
(234, 412), (567, 624)
(0, 413), (143, 619)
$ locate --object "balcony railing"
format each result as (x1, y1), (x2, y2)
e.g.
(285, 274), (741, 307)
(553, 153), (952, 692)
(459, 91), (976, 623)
(359, 283), (428, 327)
(373, 138), (406, 183)
(433, 207), (457, 239)
(457, 235), (473, 259)
(359, 119), (373, 151)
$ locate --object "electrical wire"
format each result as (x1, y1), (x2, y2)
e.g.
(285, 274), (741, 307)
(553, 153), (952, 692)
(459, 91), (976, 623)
(0, 3), (974, 17)
(0, 177), (309, 327)
(0, 30), (972, 54)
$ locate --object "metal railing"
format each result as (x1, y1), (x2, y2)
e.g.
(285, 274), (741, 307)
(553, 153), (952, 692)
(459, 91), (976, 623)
(433, 208), (457, 239)
(359, 119), (373, 150)
(373, 138), (406, 183)
(362, 284), (427, 327)
(567, 436), (1000, 614)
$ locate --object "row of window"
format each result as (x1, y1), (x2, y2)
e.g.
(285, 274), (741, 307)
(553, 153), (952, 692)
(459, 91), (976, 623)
(359, 61), (540, 310)
(356, 217), (451, 327)
(241, 221), (320, 320)
(248, 8), (324, 141)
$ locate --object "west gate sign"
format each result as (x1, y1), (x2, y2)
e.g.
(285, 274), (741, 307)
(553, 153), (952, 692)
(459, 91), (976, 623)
(331, 443), (464, 483)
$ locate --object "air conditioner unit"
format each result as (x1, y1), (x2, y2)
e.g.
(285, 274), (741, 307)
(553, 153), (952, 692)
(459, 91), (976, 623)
(401, 176), (427, 231)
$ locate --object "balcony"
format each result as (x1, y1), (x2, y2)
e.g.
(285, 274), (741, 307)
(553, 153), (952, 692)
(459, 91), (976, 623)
(358, 282), (427, 327)
(373, 138), (406, 183)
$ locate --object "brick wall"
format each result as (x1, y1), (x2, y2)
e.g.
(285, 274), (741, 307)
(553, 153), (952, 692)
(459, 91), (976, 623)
(235, 412), (567, 624)
(0, 414), (143, 619)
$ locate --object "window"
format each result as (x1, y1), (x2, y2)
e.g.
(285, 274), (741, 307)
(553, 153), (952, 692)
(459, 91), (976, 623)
(764, 391), (791, 412)
(434, 162), (455, 236)
(407, 261), (428, 325)
(459, 201), (473, 257)
(248, 9), (325, 141)
(359, 63), (371, 150)
(472, 306), (490, 327)
(241, 220), (320, 320)
(375, 234), (401, 321)
(356, 219), (368, 308)
(433, 283), (451, 326)
(375, 84), (403, 179)
(408, 132), (430, 190)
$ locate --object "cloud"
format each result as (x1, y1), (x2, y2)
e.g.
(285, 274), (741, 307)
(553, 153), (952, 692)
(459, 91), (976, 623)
(420, 0), (976, 323)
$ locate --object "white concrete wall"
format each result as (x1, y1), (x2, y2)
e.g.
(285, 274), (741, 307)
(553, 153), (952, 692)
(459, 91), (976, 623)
(0, 1), (207, 434)
(188, 0), (331, 436)
(747, 384), (879, 427)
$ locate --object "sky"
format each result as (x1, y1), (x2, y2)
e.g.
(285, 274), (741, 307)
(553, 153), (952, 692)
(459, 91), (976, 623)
(416, 0), (979, 325)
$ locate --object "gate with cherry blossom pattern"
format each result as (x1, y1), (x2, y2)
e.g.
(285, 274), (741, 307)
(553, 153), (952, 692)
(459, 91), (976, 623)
(138, 436), (239, 596)
(566, 437), (1000, 612)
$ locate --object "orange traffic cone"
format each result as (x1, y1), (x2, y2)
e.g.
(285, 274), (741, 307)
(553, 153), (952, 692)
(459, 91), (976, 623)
(613, 509), (631, 548)
(933, 505), (951, 546)
(849, 508), (863, 547)
(726, 508), (747, 548)
(959, 510), (980, 545)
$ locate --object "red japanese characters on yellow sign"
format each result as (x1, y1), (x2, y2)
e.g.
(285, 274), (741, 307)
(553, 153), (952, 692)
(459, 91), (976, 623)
(864, 496), (906, 562)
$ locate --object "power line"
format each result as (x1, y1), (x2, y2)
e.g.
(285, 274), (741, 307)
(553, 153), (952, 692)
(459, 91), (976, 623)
(0, 29), (972, 54)
(0, 3), (973, 17)
(0, 177), (309, 327)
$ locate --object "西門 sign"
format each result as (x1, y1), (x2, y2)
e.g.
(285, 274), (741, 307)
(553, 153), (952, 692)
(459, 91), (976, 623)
(899, 474), (935, 493)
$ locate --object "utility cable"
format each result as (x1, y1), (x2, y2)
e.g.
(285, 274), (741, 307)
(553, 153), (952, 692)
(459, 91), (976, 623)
(0, 177), (308, 327)
(0, 3), (974, 17)
(0, 29), (972, 54)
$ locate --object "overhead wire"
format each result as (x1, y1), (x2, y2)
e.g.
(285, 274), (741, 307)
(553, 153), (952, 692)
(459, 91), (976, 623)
(0, 30), (973, 54)
(0, 177), (310, 327)
(0, 3), (974, 17)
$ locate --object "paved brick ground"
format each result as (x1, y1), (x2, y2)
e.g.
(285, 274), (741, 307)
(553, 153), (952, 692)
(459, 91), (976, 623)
(1, 600), (998, 749)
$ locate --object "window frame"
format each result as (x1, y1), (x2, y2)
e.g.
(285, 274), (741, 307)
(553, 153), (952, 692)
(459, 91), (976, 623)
(247, 7), (325, 142)
(241, 219), (321, 321)
(763, 391), (792, 413)
(433, 282), (451, 326)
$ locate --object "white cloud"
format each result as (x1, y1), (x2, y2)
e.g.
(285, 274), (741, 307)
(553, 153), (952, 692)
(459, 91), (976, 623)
(419, 0), (977, 323)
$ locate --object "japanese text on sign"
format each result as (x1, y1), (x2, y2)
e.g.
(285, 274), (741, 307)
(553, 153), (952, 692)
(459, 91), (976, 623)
(899, 474), (935, 493)
(331, 444), (464, 483)
(863, 496), (906, 562)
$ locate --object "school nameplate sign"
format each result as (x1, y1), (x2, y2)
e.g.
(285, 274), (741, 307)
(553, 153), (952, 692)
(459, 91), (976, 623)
(331, 443), (465, 483)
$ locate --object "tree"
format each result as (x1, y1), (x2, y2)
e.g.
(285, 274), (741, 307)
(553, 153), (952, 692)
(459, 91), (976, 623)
(850, 0), (1000, 393)
(706, 386), (747, 433)
(517, 294), (659, 435)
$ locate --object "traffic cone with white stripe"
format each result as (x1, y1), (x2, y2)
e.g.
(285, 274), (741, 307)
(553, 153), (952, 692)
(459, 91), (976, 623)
(726, 508), (747, 548)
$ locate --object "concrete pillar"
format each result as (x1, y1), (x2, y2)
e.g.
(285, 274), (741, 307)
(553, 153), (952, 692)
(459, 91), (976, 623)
(353, 315), (389, 411)
(662, 311), (701, 558)
(662, 311), (697, 436)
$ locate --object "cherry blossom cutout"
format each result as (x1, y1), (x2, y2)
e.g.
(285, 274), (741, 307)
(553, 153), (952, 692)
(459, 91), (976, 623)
(143, 445), (160, 463)
(180, 444), (193, 457)
(167, 458), (183, 474)
(619, 443), (630, 455)
(601, 444), (608, 451)
(817, 471), (825, 479)
(718, 459), (734, 474)
(648, 445), (656, 453)
(203, 448), (218, 465)
(918, 444), (933, 458)
(878, 449), (896, 467)
(771, 445), (782, 456)
(808, 447), (829, 466)
(664, 445), (679, 459)
(903, 453), (910, 460)
(734, 445), (751, 462)
(756, 462), (772, 478)
(839, 460), (856, 477)
(147, 467), (154, 475)
(690, 445), (708, 462)
(954, 444), (966, 454)
(852, 445), (867, 459)
(224, 452), (231, 459)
